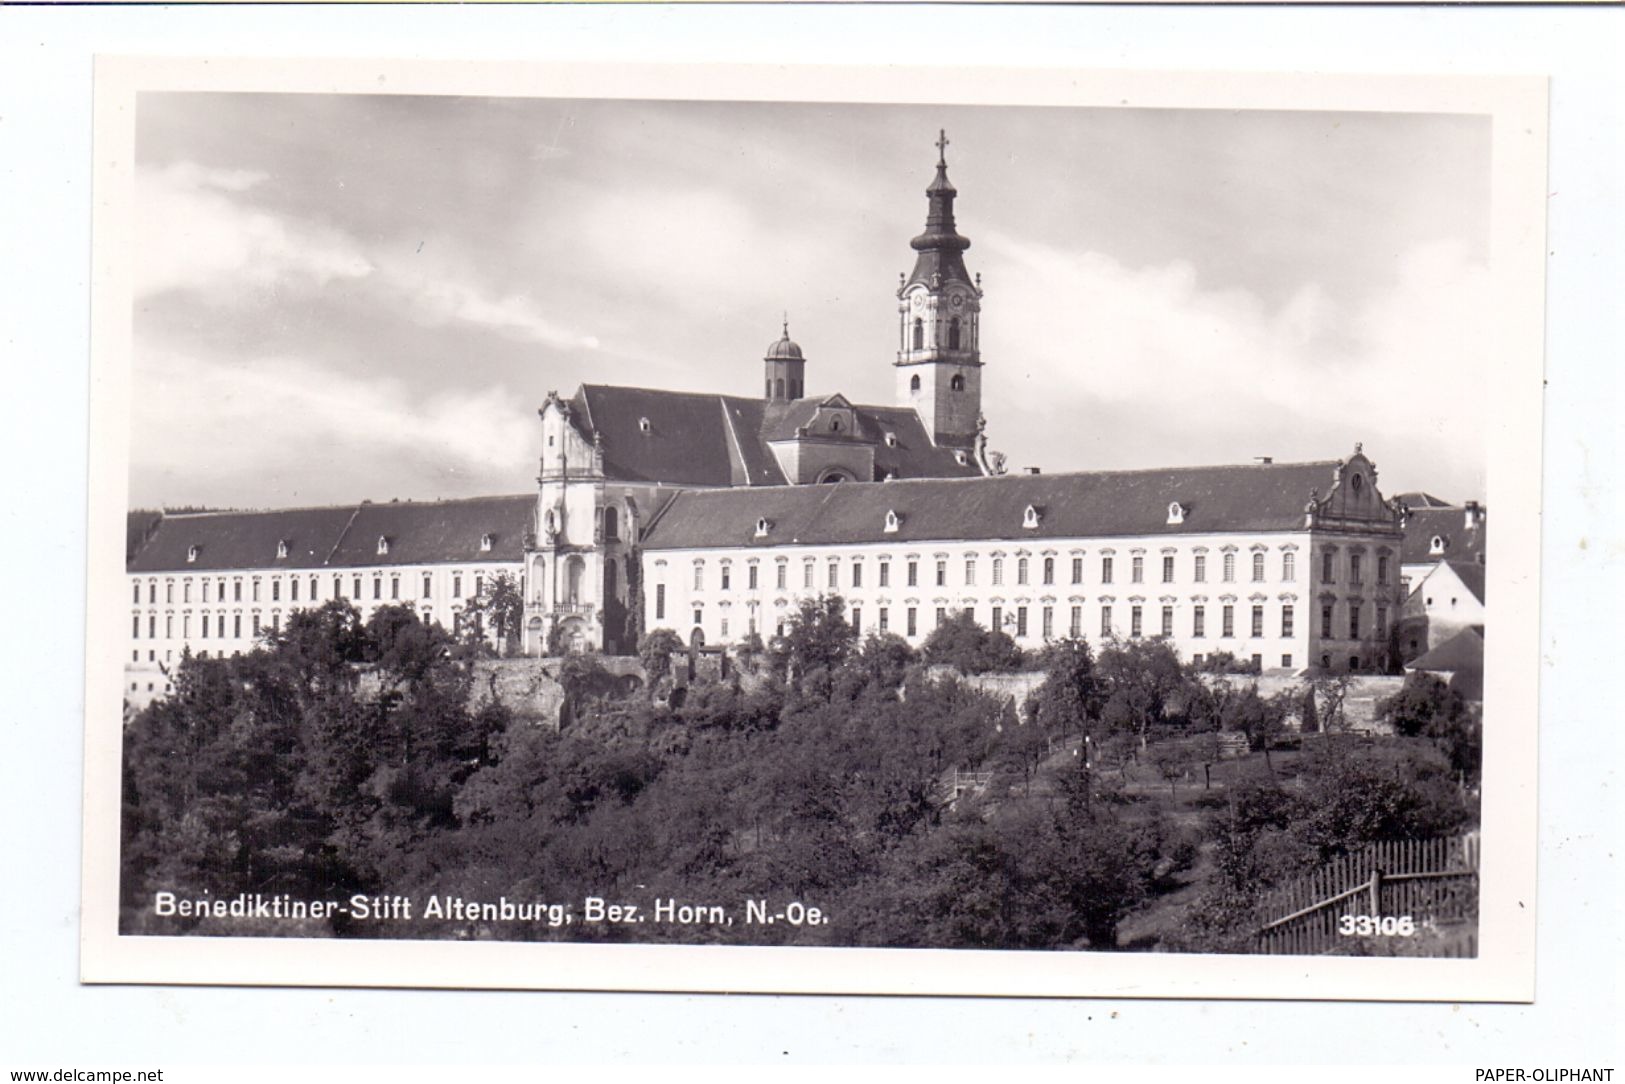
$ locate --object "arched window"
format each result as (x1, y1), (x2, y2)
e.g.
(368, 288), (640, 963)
(950, 373), (965, 392)
(909, 374), (921, 392)
(912, 317), (924, 350)
(774, 377), (785, 399)
(603, 506), (619, 542)
(948, 316), (961, 350)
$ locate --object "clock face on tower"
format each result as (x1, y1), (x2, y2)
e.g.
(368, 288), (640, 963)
(950, 294), (964, 310)
(912, 294), (925, 311)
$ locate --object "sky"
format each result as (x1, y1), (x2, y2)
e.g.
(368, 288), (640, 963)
(129, 93), (1492, 510)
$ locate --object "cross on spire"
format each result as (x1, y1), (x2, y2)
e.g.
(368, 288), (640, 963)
(782, 311), (789, 338)
(936, 129), (950, 167)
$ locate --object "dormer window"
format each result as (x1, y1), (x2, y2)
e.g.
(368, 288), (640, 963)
(954, 450), (969, 465)
(884, 509), (901, 534)
(1430, 535), (1447, 556)
(638, 417), (651, 434)
(186, 544), (200, 563)
(1023, 504), (1042, 529)
(884, 432), (898, 448)
(276, 539), (289, 559)
(480, 533), (494, 553)
(1167, 501), (1185, 525)
(377, 535), (390, 556)
(754, 517), (771, 538)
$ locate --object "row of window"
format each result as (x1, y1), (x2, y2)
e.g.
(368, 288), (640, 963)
(132, 571), (492, 607)
(681, 550), (1393, 594)
(130, 603), (484, 642)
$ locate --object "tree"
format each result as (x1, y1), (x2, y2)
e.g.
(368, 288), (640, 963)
(1095, 638), (1194, 746)
(638, 628), (684, 688)
(466, 571), (523, 656)
(1307, 671), (1355, 733)
(1030, 637), (1101, 741)
(1380, 671), (1468, 738)
(919, 609), (1024, 674)
(1224, 683), (1289, 771)
(770, 595), (855, 686)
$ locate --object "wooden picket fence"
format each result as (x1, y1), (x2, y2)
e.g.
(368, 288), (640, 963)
(1252, 834), (1480, 956)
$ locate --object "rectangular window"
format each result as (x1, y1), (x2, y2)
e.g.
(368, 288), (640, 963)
(693, 607), (702, 627)
(422, 574), (432, 598)
(454, 574), (463, 598)
(183, 582), (191, 604)
(201, 614), (209, 639)
(1282, 654), (1293, 668)
(1282, 605), (1295, 638)
(1321, 604), (1334, 639)
(251, 581), (260, 603)
(720, 617), (729, 639)
(233, 581), (242, 602)
(352, 576), (361, 598)
(1252, 552), (1265, 582)
(390, 577), (399, 600)
(132, 614), (140, 638)
(1160, 605), (1173, 638)
(906, 607), (918, 637)
(1162, 555), (1175, 583)
(309, 575), (318, 600)
(804, 563), (815, 590)
(1101, 556), (1113, 584)
(1130, 605), (1143, 638)
(1322, 550), (1336, 583)
(1071, 557), (1083, 584)
(290, 578), (299, 602)
(720, 566), (731, 591)
(964, 558), (976, 586)
(851, 562), (863, 588)
(907, 560), (918, 587)
(1017, 558), (1029, 586)
(1223, 553), (1236, 582)
(132, 583), (140, 605)
(1194, 554), (1206, 582)
(776, 563), (787, 590)
(202, 581), (210, 604)
(1100, 605), (1112, 638)
(655, 584), (666, 620)
(748, 565), (759, 590)
(183, 615), (191, 638)
(373, 578), (382, 600)
(1378, 555), (1390, 584)
(828, 562), (839, 590)
(1042, 606), (1054, 639)
(991, 605), (1003, 633)
(878, 562), (890, 588)
(475, 576), (484, 598)
(1252, 605), (1264, 638)
(935, 560), (946, 587)
(1043, 557), (1055, 585)
(1350, 553), (1363, 585)
(1222, 605), (1235, 638)
(1349, 603), (1362, 640)
(878, 607), (889, 632)
(272, 614), (280, 633)
(991, 558), (1004, 586)
(1193, 606), (1206, 638)
(1131, 556), (1144, 583)
(1069, 605), (1082, 637)
(935, 607), (946, 628)
(1016, 606), (1028, 637)
(1283, 552), (1296, 582)
(233, 615), (241, 638)
(271, 580), (280, 602)
(1252, 654), (1264, 670)
(1376, 606), (1388, 638)
(252, 614), (260, 635)
(851, 607), (862, 635)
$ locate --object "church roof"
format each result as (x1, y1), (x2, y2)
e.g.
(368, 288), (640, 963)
(127, 495), (534, 573)
(641, 459), (1345, 551)
(903, 131), (975, 292)
(574, 384), (982, 487)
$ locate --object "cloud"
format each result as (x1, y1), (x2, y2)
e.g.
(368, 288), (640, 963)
(981, 231), (1489, 493)
(389, 265), (602, 351)
(134, 163), (375, 299)
(130, 346), (537, 507)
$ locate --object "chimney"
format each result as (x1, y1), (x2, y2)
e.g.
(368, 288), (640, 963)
(1464, 500), (1483, 530)
(1024, 467), (1042, 475)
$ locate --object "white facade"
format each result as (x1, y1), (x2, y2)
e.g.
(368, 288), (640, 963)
(645, 528), (1404, 673)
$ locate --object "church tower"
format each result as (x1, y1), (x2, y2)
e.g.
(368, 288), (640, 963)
(896, 130), (983, 447)
(763, 317), (806, 402)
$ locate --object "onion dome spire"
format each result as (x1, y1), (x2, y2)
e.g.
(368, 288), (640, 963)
(902, 129), (974, 293)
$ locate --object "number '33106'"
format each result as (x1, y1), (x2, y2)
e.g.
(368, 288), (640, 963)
(1339, 914), (1417, 936)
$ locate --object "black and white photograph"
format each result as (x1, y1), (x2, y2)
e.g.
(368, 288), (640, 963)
(79, 58), (1546, 998)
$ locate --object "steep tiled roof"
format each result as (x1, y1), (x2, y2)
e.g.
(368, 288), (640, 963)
(1394, 491), (1454, 509)
(127, 496), (533, 573)
(1408, 626), (1484, 674)
(1401, 506), (1488, 566)
(642, 460), (1348, 551)
(577, 384), (981, 487)
(1441, 560), (1487, 605)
